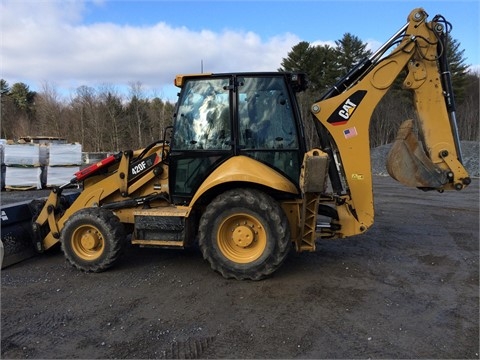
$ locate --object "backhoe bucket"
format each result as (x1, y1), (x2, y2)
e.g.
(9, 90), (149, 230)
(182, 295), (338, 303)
(386, 119), (448, 189)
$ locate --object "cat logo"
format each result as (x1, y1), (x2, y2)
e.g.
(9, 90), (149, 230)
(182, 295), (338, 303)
(339, 99), (357, 120)
(327, 90), (367, 125)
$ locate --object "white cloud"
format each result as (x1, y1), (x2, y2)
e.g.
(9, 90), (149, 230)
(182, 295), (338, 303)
(1, 0), (302, 100)
(311, 40), (336, 48)
(365, 39), (383, 55)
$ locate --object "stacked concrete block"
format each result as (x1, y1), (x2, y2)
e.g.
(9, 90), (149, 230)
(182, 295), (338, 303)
(0, 139), (6, 189)
(4, 143), (43, 189)
(45, 143), (82, 187)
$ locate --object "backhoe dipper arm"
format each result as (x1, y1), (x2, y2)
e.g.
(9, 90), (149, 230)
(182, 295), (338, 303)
(310, 8), (470, 237)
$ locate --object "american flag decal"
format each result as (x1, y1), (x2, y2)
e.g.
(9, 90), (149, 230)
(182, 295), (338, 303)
(343, 127), (358, 139)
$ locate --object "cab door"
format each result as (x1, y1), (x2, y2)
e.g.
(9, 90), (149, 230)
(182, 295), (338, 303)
(236, 75), (304, 183)
(169, 77), (232, 204)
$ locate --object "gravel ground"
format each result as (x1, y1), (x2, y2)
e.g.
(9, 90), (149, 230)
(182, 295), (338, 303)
(1, 176), (478, 359)
(1, 140), (478, 359)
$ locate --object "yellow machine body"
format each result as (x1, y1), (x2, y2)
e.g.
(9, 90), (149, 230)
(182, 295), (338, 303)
(28, 8), (470, 280)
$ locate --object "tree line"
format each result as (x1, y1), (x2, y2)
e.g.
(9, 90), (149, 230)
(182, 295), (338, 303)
(1, 33), (478, 152)
(0, 81), (176, 152)
(279, 33), (479, 148)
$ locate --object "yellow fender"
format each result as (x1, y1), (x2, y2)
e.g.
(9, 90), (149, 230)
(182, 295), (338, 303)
(190, 155), (298, 205)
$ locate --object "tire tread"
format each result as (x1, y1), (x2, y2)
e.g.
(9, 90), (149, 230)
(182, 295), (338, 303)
(61, 208), (126, 272)
(198, 188), (291, 280)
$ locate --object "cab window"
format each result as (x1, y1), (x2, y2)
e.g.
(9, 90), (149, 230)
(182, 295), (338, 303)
(173, 78), (231, 150)
(237, 76), (301, 180)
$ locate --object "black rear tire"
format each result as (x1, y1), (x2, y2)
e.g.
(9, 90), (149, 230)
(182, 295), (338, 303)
(198, 188), (291, 280)
(61, 208), (126, 272)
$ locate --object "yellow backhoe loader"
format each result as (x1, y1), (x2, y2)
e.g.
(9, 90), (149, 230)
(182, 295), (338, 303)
(0, 8), (471, 279)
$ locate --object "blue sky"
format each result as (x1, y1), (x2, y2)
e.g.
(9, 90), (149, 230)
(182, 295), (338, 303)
(1, 0), (479, 101)
(82, 1), (479, 48)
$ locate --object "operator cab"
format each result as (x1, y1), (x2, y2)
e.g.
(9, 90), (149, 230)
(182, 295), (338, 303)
(169, 72), (308, 204)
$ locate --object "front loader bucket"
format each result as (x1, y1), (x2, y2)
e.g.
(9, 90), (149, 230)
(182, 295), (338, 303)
(1, 201), (37, 268)
(386, 119), (448, 189)
(1, 192), (79, 269)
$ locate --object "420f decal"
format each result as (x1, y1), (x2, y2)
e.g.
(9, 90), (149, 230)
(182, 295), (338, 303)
(130, 153), (159, 179)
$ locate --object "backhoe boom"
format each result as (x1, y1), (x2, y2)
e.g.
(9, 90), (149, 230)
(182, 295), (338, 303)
(310, 8), (470, 238)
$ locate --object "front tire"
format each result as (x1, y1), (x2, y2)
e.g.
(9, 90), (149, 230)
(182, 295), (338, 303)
(198, 189), (291, 280)
(60, 208), (126, 272)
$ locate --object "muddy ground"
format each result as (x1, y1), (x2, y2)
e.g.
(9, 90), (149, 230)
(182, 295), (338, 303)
(1, 176), (479, 359)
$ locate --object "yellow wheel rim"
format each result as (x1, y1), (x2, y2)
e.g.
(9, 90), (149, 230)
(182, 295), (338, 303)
(70, 224), (105, 261)
(217, 212), (267, 263)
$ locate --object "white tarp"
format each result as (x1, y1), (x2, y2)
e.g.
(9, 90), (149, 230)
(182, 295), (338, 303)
(5, 167), (42, 189)
(45, 166), (80, 187)
(0, 139), (6, 165)
(3, 142), (83, 188)
(4, 144), (42, 166)
(48, 143), (82, 166)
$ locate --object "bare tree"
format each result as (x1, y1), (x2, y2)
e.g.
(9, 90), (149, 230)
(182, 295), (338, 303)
(127, 81), (148, 148)
(71, 86), (105, 151)
(35, 82), (64, 137)
(456, 71), (479, 141)
(98, 84), (125, 151)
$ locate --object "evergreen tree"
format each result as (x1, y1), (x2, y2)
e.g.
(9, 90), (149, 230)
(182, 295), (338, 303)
(9, 82), (36, 115)
(445, 35), (469, 104)
(334, 33), (372, 74)
(0, 79), (10, 95)
(279, 41), (312, 73)
(0, 79), (14, 138)
(279, 41), (339, 92)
